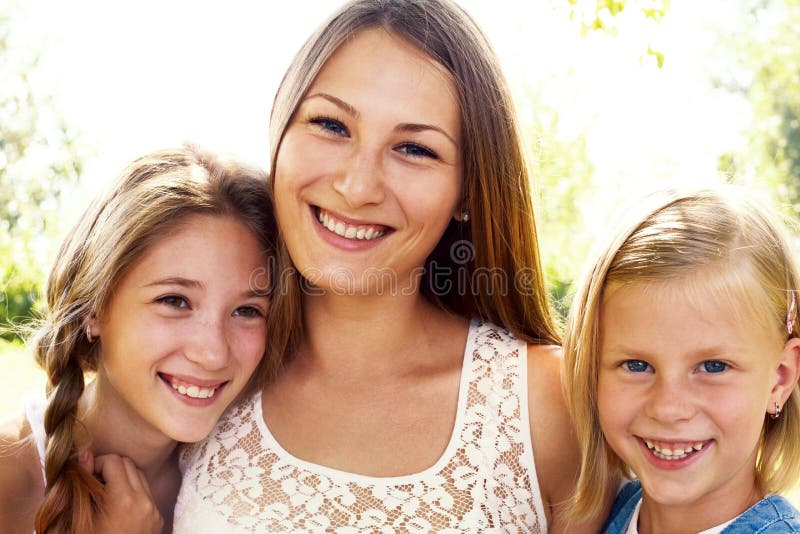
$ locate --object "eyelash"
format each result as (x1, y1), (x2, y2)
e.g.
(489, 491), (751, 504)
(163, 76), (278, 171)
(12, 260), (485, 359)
(396, 142), (439, 160)
(233, 306), (265, 319)
(623, 360), (651, 373)
(309, 116), (348, 137)
(157, 295), (189, 309)
(697, 360), (728, 373)
(307, 115), (440, 160)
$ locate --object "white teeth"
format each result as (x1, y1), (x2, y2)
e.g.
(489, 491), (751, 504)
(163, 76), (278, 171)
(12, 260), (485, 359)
(644, 440), (705, 460)
(171, 381), (216, 399)
(316, 209), (387, 241)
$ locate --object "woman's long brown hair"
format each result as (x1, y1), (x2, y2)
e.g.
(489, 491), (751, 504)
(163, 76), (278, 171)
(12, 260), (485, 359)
(261, 0), (560, 385)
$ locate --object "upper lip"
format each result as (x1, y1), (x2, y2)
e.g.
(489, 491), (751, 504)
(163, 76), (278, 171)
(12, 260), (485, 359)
(159, 372), (228, 388)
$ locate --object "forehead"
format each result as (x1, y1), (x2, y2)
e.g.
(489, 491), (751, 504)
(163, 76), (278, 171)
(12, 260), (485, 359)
(308, 28), (460, 124)
(600, 270), (783, 353)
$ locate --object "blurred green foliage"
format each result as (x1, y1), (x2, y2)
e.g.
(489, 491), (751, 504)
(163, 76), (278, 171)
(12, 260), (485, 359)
(0, 7), (84, 340)
(566, 0), (670, 33)
(714, 0), (800, 215)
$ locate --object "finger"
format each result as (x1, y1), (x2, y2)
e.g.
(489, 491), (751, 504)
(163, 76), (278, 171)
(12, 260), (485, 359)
(121, 456), (146, 494)
(94, 454), (131, 493)
(135, 464), (156, 501)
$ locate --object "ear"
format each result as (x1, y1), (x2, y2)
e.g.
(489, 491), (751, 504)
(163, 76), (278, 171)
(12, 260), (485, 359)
(452, 202), (469, 223)
(85, 312), (102, 340)
(769, 337), (800, 415)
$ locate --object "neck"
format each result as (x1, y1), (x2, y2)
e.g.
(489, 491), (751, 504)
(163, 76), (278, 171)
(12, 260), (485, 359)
(298, 290), (465, 379)
(79, 379), (177, 482)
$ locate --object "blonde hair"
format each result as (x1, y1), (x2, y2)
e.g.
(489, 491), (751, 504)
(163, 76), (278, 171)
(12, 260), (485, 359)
(563, 187), (800, 520)
(32, 146), (275, 533)
(261, 0), (558, 382)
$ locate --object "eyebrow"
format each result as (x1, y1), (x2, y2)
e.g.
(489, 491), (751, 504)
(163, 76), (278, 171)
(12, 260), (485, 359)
(305, 93), (359, 118)
(144, 277), (204, 290)
(304, 92), (458, 147)
(143, 277), (268, 299)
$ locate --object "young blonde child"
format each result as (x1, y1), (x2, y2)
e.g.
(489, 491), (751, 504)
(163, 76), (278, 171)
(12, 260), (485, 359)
(0, 146), (276, 533)
(564, 187), (800, 533)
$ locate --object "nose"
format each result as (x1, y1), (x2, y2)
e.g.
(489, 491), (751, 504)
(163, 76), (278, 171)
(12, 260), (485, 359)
(332, 147), (385, 207)
(184, 314), (230, 371)
(643, 374), (697, 423)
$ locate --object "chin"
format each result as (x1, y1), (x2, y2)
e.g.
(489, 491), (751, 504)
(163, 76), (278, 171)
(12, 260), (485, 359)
(163, 418), (218, 444)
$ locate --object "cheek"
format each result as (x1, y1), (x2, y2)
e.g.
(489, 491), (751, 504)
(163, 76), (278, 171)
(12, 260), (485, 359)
(704, 387), (766, 439)
(233, 327), (267, 372)
(597, 376), (636, 431)
(275, 132), (334, 190)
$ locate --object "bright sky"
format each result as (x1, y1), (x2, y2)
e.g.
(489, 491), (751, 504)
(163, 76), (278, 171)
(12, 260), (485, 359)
(14, 0), (748, 233)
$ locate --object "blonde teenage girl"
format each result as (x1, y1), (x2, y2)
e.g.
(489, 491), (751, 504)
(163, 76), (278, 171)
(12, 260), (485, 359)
(0, 146), (276, 533)
(564, 187), (800, 533)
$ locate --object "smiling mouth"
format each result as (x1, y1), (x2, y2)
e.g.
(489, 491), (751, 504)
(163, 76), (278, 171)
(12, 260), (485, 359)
(159, 373), (227, 400)
(314, 207), (391, 241)
(642, 438), (710, 461)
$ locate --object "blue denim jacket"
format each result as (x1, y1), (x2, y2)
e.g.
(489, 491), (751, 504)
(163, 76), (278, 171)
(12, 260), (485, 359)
(603, 480), (800, 533)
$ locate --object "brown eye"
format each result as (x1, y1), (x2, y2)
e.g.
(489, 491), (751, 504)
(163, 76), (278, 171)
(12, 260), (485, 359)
(157, 295), (190, 309)
(233, 306), (264, 318)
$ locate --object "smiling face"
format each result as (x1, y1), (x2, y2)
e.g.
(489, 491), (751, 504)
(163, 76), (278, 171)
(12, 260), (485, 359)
(93, 214), (269, 443)
(597, 277), (788, 518)
(274, 28), (463, 295)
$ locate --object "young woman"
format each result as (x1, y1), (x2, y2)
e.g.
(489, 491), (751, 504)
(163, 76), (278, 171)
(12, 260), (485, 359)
(0, 146), (276, 533)
(176, 1), (610, 531)
(564, 187), (800, 533)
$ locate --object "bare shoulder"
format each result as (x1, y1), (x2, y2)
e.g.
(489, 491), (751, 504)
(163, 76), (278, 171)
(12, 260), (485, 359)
(525, 345), (607, 532)
(0, 414), (45, 533)
(525, 344), (571, 467)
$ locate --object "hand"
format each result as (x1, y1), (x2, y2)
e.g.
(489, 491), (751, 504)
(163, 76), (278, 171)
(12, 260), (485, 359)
(82, 451), (164, 534)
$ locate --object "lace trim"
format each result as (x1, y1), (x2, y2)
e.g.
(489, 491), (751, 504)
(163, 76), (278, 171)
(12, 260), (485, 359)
(176, 319), (544, 533)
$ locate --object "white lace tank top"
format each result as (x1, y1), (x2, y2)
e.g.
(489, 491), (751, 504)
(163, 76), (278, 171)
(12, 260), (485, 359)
(24, 396), (48, 485)
(174, 319), (546, 532)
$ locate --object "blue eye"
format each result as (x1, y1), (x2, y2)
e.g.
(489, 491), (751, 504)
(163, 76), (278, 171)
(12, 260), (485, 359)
(310, 117), (348, 137)
(700, 360), (728, 373)
(624, 360), (651, 373)
(396, 143), (438, 160)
